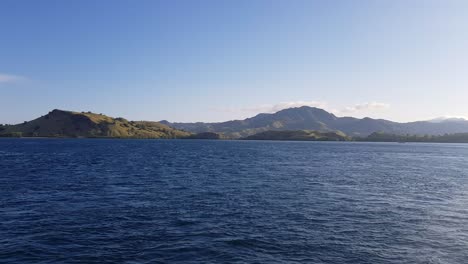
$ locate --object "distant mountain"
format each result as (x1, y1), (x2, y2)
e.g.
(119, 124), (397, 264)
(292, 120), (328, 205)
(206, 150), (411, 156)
(0, 109), (191, 138)
(3, 107), (468, 140)
(428, 117), (467, 123)
(161, 106), (468, 138)
(243, 130), (350, 141)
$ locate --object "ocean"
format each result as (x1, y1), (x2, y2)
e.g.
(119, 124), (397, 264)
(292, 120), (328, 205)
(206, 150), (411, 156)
(1, 139), (467, 263)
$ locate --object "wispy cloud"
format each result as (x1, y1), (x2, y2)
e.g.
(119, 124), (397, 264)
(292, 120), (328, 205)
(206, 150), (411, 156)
(0, 73), (25, 84)
(337, 102), (390, 114)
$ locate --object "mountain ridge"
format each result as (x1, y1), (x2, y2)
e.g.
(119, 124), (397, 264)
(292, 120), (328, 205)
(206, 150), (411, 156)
(3, 107), (468, 139)
(161, 106), (468, 138)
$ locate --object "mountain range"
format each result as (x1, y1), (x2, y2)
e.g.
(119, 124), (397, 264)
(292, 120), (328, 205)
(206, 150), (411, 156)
(3, 106), (468, 140)
(161, 106), (468, 138)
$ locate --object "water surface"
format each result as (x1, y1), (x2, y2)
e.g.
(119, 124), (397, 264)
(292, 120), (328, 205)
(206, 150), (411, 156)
(1, 139), (468, 263)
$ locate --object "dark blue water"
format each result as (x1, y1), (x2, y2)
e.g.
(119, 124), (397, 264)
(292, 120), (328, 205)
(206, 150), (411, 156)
(1, 139), (468, 263)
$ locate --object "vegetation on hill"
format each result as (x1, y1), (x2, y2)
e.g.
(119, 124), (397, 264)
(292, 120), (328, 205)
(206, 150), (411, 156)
(360, 132), (468, 143)
(184, 132), (227, 140)
(243, 130), (468, 143)
(243, 130), (350, 141)
(0, 109), (191, 138)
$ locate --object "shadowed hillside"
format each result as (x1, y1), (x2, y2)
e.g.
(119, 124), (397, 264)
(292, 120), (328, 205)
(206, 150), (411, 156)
(243, 130), (350, 141)
(0, 109), (191, 138)
(361, 132), (468, 143)
(184, 132), (226, 140)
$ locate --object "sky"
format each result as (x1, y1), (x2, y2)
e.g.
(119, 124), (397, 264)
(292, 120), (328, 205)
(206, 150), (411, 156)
(1, 0), (468, 124)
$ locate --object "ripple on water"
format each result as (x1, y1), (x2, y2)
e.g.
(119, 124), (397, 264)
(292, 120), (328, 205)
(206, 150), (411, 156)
(1, 139), (468, 263)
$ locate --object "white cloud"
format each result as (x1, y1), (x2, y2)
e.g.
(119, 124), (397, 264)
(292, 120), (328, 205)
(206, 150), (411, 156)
(0, 73), (24, 84)
(338, 102), (390, 114)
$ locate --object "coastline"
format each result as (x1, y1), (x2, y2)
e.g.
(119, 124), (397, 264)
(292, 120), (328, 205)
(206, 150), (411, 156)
(2, 136), (468, 144)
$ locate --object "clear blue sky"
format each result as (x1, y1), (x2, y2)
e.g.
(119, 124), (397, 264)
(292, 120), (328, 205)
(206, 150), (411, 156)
(1, 0), (468, 124)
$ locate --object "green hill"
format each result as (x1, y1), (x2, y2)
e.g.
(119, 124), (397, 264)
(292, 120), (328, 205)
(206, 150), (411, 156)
(0, 109), (191, 138)
(243, 130), (351, 141)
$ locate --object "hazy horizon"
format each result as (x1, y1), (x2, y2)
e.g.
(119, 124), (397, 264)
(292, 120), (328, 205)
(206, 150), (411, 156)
(2, 0), (468, 124)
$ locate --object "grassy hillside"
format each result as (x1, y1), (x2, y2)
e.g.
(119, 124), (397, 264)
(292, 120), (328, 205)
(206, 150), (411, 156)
(243, 130), (351, 141)
(0, 109), (191, 138)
